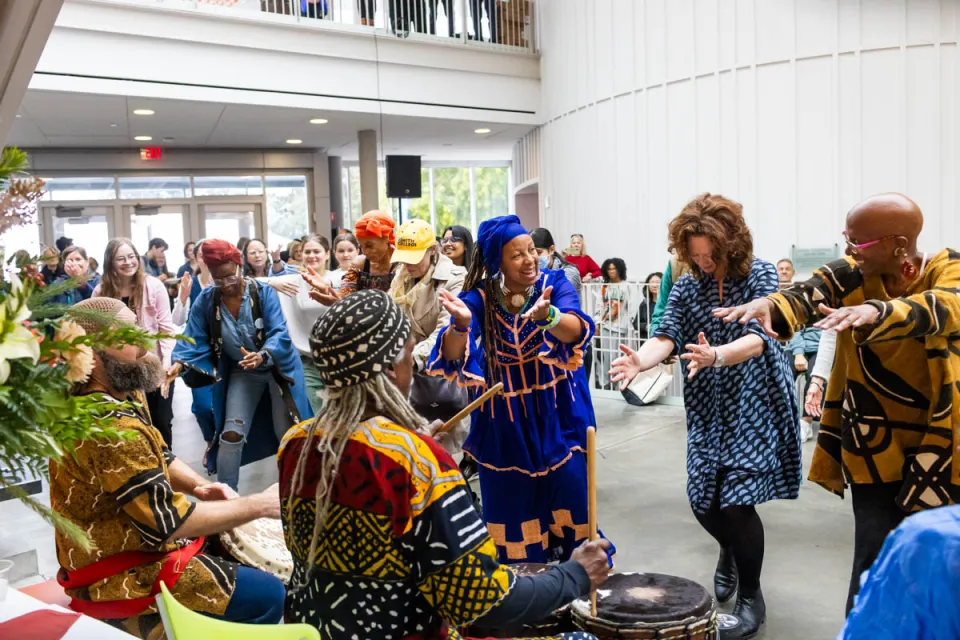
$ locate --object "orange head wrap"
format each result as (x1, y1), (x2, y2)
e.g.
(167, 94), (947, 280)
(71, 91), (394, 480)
(201, 239), (243, 269)
(354, 210), (396, 245)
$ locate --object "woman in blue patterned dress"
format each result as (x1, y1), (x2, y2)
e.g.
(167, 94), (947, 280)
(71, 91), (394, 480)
(610, 194), (801, 640)
(427, 215), (615, 566)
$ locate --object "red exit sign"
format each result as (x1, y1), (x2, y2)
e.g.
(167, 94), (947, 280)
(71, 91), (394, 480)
(140, 147), (163, 160)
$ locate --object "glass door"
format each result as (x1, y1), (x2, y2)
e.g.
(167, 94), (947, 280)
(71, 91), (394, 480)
(124, 204), (188, 275)
(41, 205), (115, 267)
(200, 204), (263, 245)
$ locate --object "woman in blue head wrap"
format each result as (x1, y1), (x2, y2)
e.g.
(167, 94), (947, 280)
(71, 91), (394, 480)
(426, 215), (616, 565)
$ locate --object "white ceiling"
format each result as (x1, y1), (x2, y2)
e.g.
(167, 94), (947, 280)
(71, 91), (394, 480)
(8, 90), (532, 161)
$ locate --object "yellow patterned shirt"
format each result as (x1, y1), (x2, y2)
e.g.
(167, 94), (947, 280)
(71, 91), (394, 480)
(278, 416), (515, 639)
(50, 393), (236, 639)
(768, 250), (960, 511)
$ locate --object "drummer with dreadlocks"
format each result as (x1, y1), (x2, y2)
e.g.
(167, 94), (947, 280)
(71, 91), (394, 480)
(277, 289), (610, 640)
(425, 215), (615, 566)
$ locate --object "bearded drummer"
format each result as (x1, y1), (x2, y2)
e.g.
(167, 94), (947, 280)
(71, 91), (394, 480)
(49, 298), (287, 639)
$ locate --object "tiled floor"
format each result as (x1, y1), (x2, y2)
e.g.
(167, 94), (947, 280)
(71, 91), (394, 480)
(0, 389), (853, 639)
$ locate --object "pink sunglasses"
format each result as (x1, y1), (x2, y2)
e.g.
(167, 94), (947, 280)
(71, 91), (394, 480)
(842, 230), (899, 254)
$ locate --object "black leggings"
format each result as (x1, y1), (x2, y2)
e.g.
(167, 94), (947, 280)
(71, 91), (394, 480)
(847, 482), (907, 614)
(693, 488), (765, 592)
(145, 383), (175, 448)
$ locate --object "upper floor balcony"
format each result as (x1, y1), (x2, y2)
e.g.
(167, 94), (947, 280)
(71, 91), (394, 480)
(26, 0), (541, 126)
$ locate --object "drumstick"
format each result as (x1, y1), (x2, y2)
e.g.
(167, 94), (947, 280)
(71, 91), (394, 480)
(432, 383), (504, 435)
(587, 426), (598, 618)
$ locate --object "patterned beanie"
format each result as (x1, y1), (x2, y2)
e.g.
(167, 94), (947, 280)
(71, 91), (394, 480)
(309, 289), (411, 388)
(71, 297), (138, 334)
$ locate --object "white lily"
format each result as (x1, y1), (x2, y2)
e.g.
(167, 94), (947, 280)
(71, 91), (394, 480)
(0, 275), (40, 384)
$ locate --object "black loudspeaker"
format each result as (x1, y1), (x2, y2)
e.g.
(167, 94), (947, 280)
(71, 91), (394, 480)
(386, 155), (422, 198)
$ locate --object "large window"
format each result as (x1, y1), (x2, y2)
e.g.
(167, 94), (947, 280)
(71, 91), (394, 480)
(41, 177), (116, 201)
(194, 176), (264, 196)
(118, 176), (191, 199)
(344, 164), (510, 235)
(265, 175), (309, 248)
(433, 168), (472, 231)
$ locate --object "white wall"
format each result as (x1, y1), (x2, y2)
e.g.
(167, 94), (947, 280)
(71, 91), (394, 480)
(538, 0), (960, 278)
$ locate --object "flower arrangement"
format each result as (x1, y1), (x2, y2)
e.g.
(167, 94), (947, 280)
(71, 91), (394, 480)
(0, 146), (174, 546)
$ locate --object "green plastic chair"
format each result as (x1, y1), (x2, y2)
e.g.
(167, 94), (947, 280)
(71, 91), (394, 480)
(156, 582), (321, 640)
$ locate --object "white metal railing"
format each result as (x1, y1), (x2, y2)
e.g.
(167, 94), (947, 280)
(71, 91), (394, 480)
(580, 280), (684, 403)
(123, 0), (537, 53)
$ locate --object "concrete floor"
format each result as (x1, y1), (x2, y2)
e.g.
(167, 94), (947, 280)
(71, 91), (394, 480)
(1, 390), (853, 639)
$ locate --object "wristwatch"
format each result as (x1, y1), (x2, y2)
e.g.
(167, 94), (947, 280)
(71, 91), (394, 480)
(712, 348), (726, 368)
(272, 258), (282, 265)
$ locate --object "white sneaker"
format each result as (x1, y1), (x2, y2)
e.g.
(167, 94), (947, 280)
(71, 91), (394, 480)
(800, 421), (814, 443)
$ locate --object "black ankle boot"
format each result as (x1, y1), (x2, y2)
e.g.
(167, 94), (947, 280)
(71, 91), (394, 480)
(719, 587), (765, 639)
(714, 547), (738, 604)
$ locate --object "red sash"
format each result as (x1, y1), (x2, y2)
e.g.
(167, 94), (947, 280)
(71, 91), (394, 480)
(56, 537), (205, 620)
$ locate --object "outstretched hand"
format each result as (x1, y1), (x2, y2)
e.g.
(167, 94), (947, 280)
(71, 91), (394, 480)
(609, 344), (644, 391)
(439, 288), (472, 329)
(813, 303), (880, 332)
(680, 332), (715, 379)
(712, 298), (778, 338)
(303, 266), (338, 305)
(521, 286), (554, 322)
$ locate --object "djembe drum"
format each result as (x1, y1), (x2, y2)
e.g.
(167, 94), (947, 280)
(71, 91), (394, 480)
(466, 563), (577, 637)
(571, 573), (718, 639)
(219, 518), (294, 584)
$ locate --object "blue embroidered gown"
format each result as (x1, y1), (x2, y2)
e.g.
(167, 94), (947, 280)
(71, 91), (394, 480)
(654, 258), (802, 513)
(427, 269), (614, 563)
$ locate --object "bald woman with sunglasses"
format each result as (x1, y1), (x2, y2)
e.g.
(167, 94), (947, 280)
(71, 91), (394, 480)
(714, 193), (960, 614)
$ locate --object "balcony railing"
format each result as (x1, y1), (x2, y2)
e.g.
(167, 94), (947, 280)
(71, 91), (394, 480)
(116, 0), (537, 53)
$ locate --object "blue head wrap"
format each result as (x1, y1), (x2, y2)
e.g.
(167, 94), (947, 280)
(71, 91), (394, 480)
(477, 215), (528, 276)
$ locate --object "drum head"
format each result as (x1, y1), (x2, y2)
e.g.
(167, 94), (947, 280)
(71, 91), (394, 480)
(220, 518), (293, 584)
(579, 573), (714, 624)
(571, 573), (718, 639)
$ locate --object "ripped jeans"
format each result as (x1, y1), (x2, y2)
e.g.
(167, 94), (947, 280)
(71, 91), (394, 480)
(218, 368), (292, 491)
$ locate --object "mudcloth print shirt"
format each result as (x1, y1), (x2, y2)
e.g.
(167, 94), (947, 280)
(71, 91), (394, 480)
(50, 393), (236, 639)
(769, 250), (960, 510)
(278, 416), (518, 640)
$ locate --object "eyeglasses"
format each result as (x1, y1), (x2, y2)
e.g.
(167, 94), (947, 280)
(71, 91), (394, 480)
(842, 231), (899, 254)
(440, 237), (463, 245)
(115, 254), (139, 264)
(212, 268), (242, 288)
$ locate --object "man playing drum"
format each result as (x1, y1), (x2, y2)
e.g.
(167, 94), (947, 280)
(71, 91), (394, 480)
(278, 289), (610, 640)
(50, 298), (287, 639)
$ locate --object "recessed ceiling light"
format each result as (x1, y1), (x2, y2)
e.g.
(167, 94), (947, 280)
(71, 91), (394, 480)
(133, 109), (155, 116)
(134, 135), (152, 141)
(109, 123), (118, 128)
(286, 139), (303, 144)
(474, 128), (491, 134)
(15, 114), (22, 118)
(309, 118), (328, 124)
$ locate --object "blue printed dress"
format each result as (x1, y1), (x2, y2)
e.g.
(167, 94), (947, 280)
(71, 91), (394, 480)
(654, 258), (802, 513)
(427, 269), (615, 564)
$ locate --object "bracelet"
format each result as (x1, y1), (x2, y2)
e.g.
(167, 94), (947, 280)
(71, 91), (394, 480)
(450, 320), (470, 335)
(535, 305), (562, 330)
(808, 380), (824, 392)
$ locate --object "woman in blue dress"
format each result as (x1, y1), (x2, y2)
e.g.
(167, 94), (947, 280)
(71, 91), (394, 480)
(610, 194), (801, 640)
(427, 215), (615, 566)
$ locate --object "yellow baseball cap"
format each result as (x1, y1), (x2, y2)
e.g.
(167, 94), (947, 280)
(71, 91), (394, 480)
(393, 219), (436, 265)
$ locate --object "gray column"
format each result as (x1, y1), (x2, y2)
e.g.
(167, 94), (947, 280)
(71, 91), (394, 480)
(358, 129), (379, 214)
(328, 155), (345, 233)
(311, 150), (331, 240)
